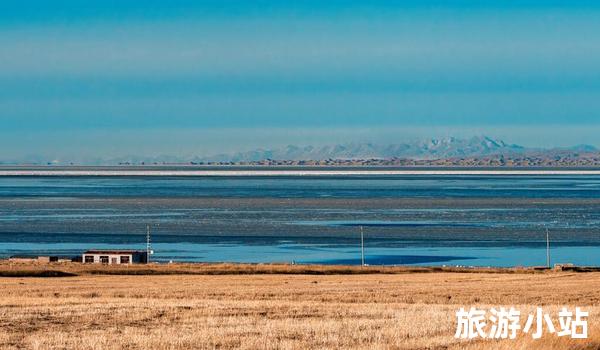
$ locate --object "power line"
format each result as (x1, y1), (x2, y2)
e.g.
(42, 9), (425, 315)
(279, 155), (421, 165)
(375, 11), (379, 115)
(146, 225), (151, 264)
(546, 227), (550, 269)
(360, 225), (365, 267)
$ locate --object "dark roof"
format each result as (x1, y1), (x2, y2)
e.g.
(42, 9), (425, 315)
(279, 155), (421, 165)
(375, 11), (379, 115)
(9, 255), (73, 259)
(84, 250), (146, 255)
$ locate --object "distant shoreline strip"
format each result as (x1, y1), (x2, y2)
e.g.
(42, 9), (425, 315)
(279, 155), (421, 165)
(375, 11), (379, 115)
(2, 170), (600, 176)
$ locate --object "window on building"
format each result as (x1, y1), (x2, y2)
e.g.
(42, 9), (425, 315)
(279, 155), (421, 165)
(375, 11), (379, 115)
(84, 255), (94, 263)
(99, 256), (109, 264)
(120, 256), (130, 264)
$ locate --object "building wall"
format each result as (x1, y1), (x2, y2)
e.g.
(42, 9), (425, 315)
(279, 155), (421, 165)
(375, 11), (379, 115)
(8, 258), (37, 263)
(82, 254), (134, 265)
(8, 257), (57, 263)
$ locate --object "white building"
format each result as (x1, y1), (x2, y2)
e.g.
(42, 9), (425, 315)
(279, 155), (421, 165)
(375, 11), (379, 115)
(82, 250), (148, 264)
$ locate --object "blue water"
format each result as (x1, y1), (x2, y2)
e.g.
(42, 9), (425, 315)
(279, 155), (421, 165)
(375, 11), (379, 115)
(1, 174), (600, 267)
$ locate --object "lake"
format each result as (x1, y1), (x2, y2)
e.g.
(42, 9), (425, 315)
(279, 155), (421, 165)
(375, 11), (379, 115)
(1, 172), (600, 266)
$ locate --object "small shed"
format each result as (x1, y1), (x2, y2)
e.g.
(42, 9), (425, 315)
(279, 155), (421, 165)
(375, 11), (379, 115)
(82, 250), (148, 265)
(9, 255), (60, 263)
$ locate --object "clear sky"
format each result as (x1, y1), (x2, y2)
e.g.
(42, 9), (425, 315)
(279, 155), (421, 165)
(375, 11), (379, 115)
(2, 1), (600, 161)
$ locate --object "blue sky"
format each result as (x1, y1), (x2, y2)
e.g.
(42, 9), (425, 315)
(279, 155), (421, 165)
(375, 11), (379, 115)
(2, 1), (600, 160)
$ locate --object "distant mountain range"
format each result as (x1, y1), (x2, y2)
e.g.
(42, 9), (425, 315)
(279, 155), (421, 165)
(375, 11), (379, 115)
(206, 136), (529, 162)
(2, 136), (599, 166)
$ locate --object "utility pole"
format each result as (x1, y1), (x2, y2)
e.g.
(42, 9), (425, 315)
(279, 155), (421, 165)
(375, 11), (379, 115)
(360, 225), (365, 267)
(546, 227), (550, 269)
(146, 224), (151, 264)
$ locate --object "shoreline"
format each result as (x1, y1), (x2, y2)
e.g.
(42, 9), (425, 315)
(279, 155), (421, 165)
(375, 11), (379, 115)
(3, 168), (600, 176)
(1, 261), (599, 277)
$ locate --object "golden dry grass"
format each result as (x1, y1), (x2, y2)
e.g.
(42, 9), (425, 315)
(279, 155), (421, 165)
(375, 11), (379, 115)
(1, 268), (599, 349)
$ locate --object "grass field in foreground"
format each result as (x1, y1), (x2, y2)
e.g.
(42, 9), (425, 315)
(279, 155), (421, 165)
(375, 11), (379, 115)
(0, 267), (599, 349)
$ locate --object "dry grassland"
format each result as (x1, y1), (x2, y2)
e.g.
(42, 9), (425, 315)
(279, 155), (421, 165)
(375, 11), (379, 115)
(0, 269), (599, 349)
